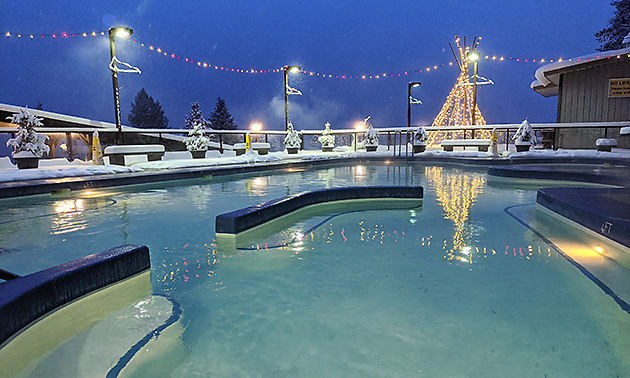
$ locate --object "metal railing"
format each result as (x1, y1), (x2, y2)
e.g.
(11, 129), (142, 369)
(2, 121), (628, 160)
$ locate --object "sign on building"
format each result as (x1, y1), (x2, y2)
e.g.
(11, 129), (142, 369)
(609, 78), (630, 97)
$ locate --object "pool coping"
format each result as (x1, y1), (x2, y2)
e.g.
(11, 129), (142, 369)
(0, 244), (150, 348)
(1, 154), (628, 199)
(216, 186), (424, 235)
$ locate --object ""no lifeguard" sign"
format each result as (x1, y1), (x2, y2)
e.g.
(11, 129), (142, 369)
(609, 78), (630, 97)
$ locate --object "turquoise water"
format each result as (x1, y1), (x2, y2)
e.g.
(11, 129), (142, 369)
(1, 163), (629, 377)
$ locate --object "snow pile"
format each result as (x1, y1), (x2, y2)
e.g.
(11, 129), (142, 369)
(0, 162), (140, 182)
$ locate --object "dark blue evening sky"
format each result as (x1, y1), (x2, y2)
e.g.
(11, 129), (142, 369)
(0, 0), (612, 132)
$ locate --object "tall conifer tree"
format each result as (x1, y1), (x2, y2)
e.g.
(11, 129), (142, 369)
(596, 0), (630, 51)
(128, 88), (169, 129)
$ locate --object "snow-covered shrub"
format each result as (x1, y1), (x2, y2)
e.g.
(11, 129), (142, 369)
(284, 121), (302, 149)
(513, 119), (537, 146)
(413, 126), (428, 145)
(6, 108), (50, 158)
(318, 122), (335, 148)
(364, 125), (379, 147)
(184, 123), (210, 151)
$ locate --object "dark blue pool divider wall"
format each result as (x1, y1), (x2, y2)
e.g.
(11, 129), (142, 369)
(0, 244), (151, 347)
(536, 187), (630, 249)
(216, 186), (423, 235)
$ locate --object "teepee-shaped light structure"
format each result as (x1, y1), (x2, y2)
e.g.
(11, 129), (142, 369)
(428, 36), (493, 146)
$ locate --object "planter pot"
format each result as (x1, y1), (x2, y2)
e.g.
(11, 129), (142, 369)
(365, 145), (378, 152)
(322, 146), (334, 152)
(14, 156), (40, 169)
(191, 150), (207, 159)
(413, 145), (426, 153)
(515, 144), (531, 152)
(287, 148), (299, 154)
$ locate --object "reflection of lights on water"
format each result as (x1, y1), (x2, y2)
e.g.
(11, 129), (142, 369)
(410, 209), (417, 224)
(355, 165), (364, 175)
(55, 199), (84, 213)
(51, 199), (87, 235)
(253, 177), (265, 186)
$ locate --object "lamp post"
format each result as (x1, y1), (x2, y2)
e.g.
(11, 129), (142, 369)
(468, 51), (480, 132)
(109, 26), (133, 144)
(283, 65), (301, 131)
(407, 82), (422, 129)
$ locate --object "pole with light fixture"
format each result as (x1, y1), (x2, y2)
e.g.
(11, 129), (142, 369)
(283, 65), (302, 131)
(467, 51), (480, 133)
(407, 82), (422, 129)
(108, 26), (140, 144)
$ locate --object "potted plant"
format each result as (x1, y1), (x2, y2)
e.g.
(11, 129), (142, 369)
(364, 124), (379, 152)
(318, 122), (335, 152)
(513, 119), (537, 152)
(184, 122), (210, 158)
(6, 108), (50, 169)
(413, 126), (428, 153)
(284, 121), (302, 154)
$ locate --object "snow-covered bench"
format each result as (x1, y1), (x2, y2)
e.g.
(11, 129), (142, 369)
(596, 138), (617, 152)
(441, 139), (492, 152)
(251, 142), (271, 155)
(233, 143), (271, 155)
(104, 145), (165, 166)
(233, 143), (247, 156)
(162, 151), (193, 160)
(619, 127), (630, 149)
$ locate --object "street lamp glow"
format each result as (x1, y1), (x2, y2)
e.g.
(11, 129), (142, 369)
(288, 65), (301, 73)
(354, 122), (366, 131)
(468, 51), (480, 61)
(250, 123), (262, 131)
(115, 28), (131, 38)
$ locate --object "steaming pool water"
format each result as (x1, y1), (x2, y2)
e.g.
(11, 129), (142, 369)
(1, 163), (629, 378)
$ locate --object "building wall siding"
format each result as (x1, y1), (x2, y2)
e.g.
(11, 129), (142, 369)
(556, 59), (630, 148)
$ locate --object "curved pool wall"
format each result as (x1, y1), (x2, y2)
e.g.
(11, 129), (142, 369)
(537, 187), (630, 249)
(215, 186), (423, 235)
(0, 244), (150, 347)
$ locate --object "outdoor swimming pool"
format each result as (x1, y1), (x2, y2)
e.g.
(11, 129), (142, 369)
(1, 163), (630, 378)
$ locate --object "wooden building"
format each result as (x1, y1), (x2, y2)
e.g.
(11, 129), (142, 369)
(532, 47), (630, 149)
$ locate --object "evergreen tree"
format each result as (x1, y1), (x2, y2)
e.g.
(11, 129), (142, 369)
(185, 102), (209, 129)
(595, 0), (630, 51)
(128, 88), (169, 129)
(208, 97), (239, 144)
(208, 97), (237, 131)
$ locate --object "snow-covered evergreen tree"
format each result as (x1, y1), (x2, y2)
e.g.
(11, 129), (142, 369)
(185, 102), (209, 129)
(128, 88), (169, 129)
(596, 0), (630, 51)
(185, 123), (210, 152)
(6, 108), (50, 157)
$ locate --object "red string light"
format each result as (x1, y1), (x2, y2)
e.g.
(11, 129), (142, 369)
(5, 30), (630, 81)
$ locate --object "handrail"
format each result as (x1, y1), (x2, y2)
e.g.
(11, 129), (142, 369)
(1, 121), (628, 135)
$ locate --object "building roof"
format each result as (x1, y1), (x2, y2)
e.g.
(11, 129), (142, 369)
(531, 47), (630, 98)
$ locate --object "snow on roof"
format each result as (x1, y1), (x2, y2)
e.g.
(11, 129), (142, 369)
(531, 47), (630, 98)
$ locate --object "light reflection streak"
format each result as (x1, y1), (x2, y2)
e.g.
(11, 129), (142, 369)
(50, 199), (87, 235)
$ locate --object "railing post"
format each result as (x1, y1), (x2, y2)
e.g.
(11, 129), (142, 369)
(219, 134), (224, 153)
(387, 132), (391, 151)
(505, 129), (510, 150)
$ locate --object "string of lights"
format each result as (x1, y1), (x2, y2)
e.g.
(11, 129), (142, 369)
(5, 29), (627, 81)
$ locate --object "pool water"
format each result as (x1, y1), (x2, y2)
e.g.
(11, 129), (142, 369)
(1, 163), (630, 378)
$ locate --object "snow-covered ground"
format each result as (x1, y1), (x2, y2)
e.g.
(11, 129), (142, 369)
(0, 146), (629, 183)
